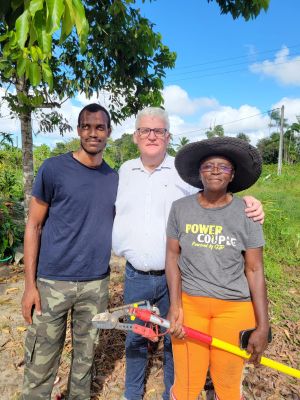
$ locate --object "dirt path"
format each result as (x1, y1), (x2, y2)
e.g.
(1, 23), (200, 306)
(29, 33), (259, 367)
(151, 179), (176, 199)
(0, 265), (25, 400)
(0, 259), (299, 400)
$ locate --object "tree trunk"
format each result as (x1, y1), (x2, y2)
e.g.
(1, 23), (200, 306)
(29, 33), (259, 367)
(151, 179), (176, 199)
(21, 111), (34, 219)
(16, 79), (34, 221)
(283, 137), (287, 164)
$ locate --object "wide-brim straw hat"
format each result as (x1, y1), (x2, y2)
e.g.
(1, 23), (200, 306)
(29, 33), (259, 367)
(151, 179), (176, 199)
(175, 137), (262, 193)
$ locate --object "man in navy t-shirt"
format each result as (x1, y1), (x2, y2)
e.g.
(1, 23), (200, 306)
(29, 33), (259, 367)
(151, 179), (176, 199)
(21, 103), (118, 399)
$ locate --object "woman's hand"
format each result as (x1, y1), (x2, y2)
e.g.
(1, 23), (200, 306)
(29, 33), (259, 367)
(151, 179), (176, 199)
(167, 304), (185, 339)
(246, 327), (269, 365)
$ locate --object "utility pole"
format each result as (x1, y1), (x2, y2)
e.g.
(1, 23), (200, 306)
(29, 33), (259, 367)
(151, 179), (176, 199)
(277, 105), (284, 175)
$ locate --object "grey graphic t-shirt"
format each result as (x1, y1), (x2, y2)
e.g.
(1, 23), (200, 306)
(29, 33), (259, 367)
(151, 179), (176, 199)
(167, 194), (265, 301)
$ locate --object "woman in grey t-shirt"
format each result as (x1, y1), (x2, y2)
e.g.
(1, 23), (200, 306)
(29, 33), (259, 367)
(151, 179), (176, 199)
(166, 137), (269, 400)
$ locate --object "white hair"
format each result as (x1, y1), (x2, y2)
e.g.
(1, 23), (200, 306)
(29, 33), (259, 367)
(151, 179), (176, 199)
(135, 107), (170, 131)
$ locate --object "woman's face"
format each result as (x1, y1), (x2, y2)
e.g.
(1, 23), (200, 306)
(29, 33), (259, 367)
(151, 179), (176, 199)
(199, 156), (234, 192)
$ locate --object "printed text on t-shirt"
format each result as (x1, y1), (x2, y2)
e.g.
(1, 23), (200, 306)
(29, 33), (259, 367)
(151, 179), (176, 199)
(185, 223), (237, 251)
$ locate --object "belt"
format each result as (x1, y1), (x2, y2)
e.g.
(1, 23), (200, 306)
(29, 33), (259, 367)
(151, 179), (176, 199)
(127, 262), (165, 276)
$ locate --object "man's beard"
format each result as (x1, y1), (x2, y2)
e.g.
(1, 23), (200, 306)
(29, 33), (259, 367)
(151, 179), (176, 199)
(81, 140), (105, 155)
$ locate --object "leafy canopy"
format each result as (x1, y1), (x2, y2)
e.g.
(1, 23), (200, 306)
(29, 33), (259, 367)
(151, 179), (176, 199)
(0, 0), (88, 89)
(0, 1), (176, 124)
(208, 0), (270, 20)
(205, 124), (224, 138)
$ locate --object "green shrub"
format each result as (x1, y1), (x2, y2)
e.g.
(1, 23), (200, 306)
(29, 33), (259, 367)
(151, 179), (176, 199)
(241, 164), (300, 320)
(0, 146), (23, 200)
(0, 201), (22, 260)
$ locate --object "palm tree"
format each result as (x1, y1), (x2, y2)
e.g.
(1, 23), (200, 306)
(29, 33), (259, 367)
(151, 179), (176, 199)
(176, 136), (190, 150)
(0, 132), (14, 149)
(284, 119), (300, 163)
(205, 125), (224, 138)
(236, 132), (250, 143)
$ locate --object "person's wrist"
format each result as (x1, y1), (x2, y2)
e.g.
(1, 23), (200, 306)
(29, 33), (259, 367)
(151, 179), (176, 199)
(170, 302), (181, 310)
(25, 280), (37, 290)
(255, 324), (269, 333)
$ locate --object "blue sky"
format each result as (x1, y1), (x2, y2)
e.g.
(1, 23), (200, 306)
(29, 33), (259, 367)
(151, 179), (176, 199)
(146, 0), (300, 105)
(1, 0), (300, 147)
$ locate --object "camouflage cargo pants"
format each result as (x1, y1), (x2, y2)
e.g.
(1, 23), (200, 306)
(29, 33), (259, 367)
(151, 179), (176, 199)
(22, 276), (109, 400)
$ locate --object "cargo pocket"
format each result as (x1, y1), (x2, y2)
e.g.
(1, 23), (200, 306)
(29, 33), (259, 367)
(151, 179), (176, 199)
(24, 331), (37, 365)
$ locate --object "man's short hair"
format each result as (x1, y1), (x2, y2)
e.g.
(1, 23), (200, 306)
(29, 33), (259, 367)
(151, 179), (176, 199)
(135, 107), (170, 131)
(78, 103), (111, 129)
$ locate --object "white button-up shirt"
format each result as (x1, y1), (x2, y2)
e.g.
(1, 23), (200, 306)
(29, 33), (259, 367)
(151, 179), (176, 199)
(112, 155), (197, 271)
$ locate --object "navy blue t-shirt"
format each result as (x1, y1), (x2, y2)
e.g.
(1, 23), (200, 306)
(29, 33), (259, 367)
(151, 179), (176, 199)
(32, 152), (118, 281)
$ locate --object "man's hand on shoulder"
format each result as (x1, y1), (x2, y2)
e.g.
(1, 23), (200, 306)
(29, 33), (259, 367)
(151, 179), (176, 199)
(21, 285), (42, 324)
(243, 195), (265, 224)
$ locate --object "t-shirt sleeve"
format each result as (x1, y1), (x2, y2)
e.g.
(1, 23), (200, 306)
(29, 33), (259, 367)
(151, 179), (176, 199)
(32, 160), (54, 204)
(166, 203), (180, 239)
(246, 218), (265, 248)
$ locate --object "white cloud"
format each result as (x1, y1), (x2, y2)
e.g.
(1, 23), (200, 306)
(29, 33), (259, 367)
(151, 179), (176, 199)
(0, 88), (20, 135)
(271, 97), (300, 123)
(111, 115), (136, 138)
(249, 46), (300, 86)
(171, 104), (270, 145)
(163, 85), (218, 116)
(200, 105), (269, 133)
(2, 83), (300, 149)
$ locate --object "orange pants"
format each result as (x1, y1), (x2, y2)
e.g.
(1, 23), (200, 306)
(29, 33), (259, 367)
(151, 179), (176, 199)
(171, 293), (256, 400)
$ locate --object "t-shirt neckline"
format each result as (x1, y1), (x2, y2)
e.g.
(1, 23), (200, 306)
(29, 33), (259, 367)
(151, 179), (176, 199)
(69, 152), (105, 171)
(194, 193), (235, 211)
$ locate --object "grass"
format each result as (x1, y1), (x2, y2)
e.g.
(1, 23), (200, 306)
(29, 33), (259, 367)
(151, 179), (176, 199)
(241, 163), (300, 322)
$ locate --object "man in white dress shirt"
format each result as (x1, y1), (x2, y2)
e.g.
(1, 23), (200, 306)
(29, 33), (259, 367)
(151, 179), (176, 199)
(112, 107), (264, 400)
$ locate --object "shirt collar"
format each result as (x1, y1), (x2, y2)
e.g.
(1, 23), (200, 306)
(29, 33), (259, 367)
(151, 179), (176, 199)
(131, 153), (172, 172)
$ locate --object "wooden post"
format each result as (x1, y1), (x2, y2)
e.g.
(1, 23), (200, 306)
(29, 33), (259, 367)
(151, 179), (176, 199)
(277, 105), (284, 175)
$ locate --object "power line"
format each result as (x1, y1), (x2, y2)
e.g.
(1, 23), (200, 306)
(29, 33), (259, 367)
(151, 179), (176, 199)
(169, 43), (300, 71)
(166, 58), (300, 84)
(167, 51), (300, 78)
(171, 108), (280, 138)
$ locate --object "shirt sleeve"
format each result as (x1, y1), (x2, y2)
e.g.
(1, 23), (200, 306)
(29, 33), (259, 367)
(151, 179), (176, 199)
(32, 159), (54, 204)
(246, 218), (265, 248)
(166, 203), (180, 239)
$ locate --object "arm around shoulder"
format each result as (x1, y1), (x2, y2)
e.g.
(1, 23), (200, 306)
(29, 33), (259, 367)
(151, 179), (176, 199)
(243, 195), (265, 224)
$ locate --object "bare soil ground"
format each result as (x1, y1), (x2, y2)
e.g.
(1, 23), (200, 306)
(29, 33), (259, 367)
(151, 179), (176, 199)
(0, 257), (299, 400)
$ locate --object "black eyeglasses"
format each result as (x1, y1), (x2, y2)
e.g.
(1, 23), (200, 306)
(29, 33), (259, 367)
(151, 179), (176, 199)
(136, 127), (168, 138)
(200, 163), (233, 174)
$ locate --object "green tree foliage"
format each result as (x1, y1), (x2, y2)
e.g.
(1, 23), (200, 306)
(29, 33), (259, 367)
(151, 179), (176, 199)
(0, 0), (176, 216)
(167, 145), (176, 157)
(257, 132), (279, 164)
(51, 138), (80, 157)
(268, 109), (288, 131)
(0, 0), (88, 88)
(0, 0), (270, 217)
(0, 133), (23, 199)
(105, 134), (140, 170)
(0, 133), (23, 260)
(283, 117), (300, 163)
(0, 200), (22, 259)
(236, 132), (250, 143)
(33, 143), (51, 172)
(260, 111), (300, 164)
(176, 136), (190, 150)
(0, 131), (14, 147)
(205, 124), (224, 138)
(207, 0), (269, 20)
